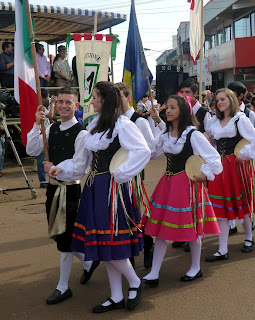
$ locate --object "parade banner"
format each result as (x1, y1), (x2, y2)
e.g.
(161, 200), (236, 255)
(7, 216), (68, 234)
(188, 0), (213, 63)
(73, 34), (114, 123)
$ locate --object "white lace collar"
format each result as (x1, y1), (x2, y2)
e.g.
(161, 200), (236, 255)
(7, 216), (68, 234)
(85, 115), (130, 151)
(162, 125), (196, 154)
(209, 112), (244, 140)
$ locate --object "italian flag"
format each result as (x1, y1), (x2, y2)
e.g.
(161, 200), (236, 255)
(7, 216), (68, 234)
(14, 0), (38, 146)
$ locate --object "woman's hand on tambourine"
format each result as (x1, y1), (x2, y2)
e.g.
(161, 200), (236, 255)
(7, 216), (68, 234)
(49, 166), (63, 178)
(192, 173), (207, 183)
(235, 153), (244, 165)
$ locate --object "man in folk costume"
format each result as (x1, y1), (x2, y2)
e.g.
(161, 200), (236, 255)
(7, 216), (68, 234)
(180, 78), (211, 133)
(172, 78), (211, 250)
(26, 87), (99, 304)
(115, 82), (166, 269)
(228, 81), (255, 126)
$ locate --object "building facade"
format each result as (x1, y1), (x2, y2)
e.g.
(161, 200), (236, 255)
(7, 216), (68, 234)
(157, 0), (255, 92)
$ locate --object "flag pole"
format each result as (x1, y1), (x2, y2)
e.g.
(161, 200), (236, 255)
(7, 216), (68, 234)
(199, 0), (204, 104)
(24, 0), (49, 161)
(131, 0), (157, 125)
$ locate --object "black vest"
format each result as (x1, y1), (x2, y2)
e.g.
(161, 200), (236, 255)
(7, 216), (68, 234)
(130, 111), (143, 123)
(48, 122), (82, 166)
(195, 106), (207, 133)
(165, 129), (195, 175)
(91, 136), (121, 173)
(216, 120), (242, 157)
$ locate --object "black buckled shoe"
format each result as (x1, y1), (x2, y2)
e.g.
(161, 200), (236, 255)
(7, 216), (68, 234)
(92, 298), (125, 313)
(206, 251), (229, 262)
(184, 242), (190, 252)
(142, 278), (159, 288)
(144, 247), (153, 269)
(241, 239), (254, 253)
(80, 260), (100, 285)
(172, 241), (187, 248)
(229, 226), (238, 236)
(46, 288), (72, 304)
(127, 281), (145, 310)
(180, 270), (203, 282)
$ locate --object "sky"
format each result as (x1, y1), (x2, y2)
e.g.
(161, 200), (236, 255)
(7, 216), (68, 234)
(30, 0), (210, 82)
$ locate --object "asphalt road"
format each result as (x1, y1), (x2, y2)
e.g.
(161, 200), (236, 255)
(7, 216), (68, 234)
(1, 157), (255, 320)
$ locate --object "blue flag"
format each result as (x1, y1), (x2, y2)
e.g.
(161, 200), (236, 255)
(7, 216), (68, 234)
(123, 4), (153, 107)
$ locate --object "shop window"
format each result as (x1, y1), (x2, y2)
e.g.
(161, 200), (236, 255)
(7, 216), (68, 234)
(204, 38), (209, 57)
(211, 34), (216, 48)
(224, 25), (232, 42)
(217, 30), (224, 45)
(234, 15), (251, 38)
(252, 12), (255, 37)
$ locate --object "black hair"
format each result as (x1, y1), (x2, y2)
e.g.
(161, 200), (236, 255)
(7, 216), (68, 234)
(57, 87), (78, 100)
(246, 92), (253, 101)
(35, 43), (44, 52)
(41, 88), (49, 99)
(228, 81), (247, 97)
(179, 78), (198, 94)
(251, 96), (255, 107)
(2, 41), (11, 51)
(91, 81), (124, 139)
(165, 94), (198, 139)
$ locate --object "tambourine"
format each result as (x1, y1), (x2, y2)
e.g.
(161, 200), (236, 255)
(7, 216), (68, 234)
(109, 147), (129, 174)
(185, 155), (205, 181)
(234, 139), (250, 156)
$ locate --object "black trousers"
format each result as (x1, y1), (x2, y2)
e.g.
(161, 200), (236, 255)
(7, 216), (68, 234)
(45, 183), (81, 252)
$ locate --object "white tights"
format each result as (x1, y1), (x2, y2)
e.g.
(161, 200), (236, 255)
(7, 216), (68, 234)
(102, 259), (141, 306)
(143, 237), (202, 280)
(214, 215), (253, 256)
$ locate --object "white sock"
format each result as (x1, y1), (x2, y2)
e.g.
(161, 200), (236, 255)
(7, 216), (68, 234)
(73, 252), (93, 271)
(229, 220), (236, 229)
(214, 219), (229, 256)
(56, 252), (74, 294)
(110, 259), (140, 300)
(102, 262), (123, 306)
(143, 237), (168, 280)
(242, 214), (253, 246)
(186, 240), (201, 277)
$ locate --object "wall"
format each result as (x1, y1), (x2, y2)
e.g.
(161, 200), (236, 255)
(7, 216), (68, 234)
(224, 68), (234, 86)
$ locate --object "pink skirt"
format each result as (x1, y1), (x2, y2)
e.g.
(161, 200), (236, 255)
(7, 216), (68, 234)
(143, 172), (220, 242)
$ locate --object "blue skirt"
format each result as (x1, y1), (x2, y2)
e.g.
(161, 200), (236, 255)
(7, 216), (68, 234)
(71, 172), (143, 261)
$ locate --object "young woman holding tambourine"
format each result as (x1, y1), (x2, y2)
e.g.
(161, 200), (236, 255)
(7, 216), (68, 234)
(142, 94), (222, 285)
(50, 82), (151, 313)
(205, 88), (255, 262)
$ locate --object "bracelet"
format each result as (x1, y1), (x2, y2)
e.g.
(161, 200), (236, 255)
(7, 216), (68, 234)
(156, 117), (161, 124)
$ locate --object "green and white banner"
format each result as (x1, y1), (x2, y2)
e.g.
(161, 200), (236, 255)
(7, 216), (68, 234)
(74, 34), (114, 122)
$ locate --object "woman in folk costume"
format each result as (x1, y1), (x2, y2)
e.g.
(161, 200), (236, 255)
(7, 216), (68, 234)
(50, 82), (151, 312)
(205, 88), (255, 262)
(142, 94), (222, 286)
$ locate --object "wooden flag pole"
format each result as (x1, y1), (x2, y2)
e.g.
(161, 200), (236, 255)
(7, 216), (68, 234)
(199, 0), (204, 104)
(131, 0), (157, 126)
(24, 0), (49, 161)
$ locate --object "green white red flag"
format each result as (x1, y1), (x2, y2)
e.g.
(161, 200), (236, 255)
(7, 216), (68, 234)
(14, 0), (38, 146)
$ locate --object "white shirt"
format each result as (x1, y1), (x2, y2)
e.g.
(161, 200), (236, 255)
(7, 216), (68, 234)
(153, 126), (222, 181)
(207, 112), (255, 161)
(83, 115), (151, 184)
(192, 100), (211, 132)
(239, 101), (255, 126)
(125, 107), (157, 158)
(26, 117), (91, 182)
